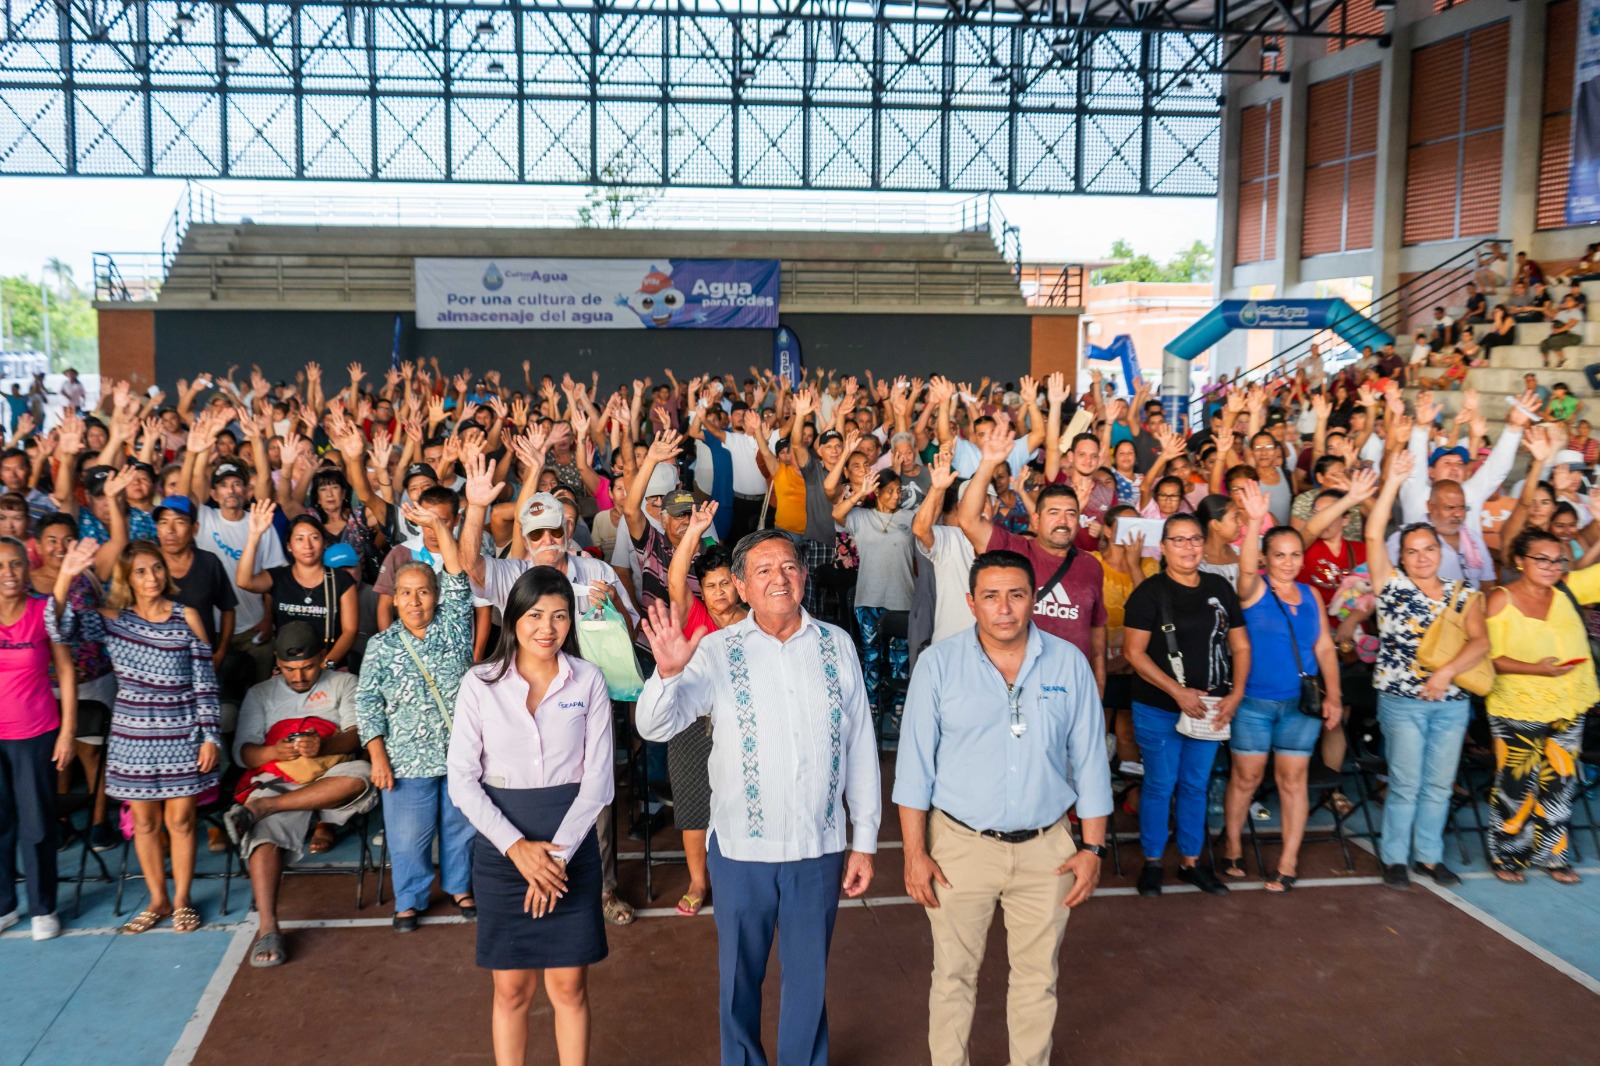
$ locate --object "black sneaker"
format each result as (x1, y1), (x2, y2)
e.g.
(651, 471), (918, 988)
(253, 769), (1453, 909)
(1137, 863), (1164, 897)
(1176, 864), (1230, 895)
(89, 822), (120, 852)
(1411, 862), (1461, 887)
(1382, 863), (1411, 890)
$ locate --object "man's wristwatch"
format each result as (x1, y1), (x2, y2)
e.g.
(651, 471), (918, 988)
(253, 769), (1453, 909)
(1079, 843), (1107, 858)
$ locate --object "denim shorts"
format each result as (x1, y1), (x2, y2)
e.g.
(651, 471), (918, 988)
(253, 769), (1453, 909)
(1229, 695), (1322, 757)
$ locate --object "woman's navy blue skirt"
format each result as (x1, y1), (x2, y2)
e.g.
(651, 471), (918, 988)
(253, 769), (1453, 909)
(473, 782), (607, 971)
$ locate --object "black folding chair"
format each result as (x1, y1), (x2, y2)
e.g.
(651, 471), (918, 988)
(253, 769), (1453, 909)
(279, 807), (382, 910)
(113, 798), (239, 917)
(54, 702), (114, 918)
(871, 609), (911, 749)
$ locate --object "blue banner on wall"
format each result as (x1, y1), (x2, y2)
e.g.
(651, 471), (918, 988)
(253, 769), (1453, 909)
(773, 324), (804, 387)
(1569, 0), (1600, 225)
(415, 258), (780, 330)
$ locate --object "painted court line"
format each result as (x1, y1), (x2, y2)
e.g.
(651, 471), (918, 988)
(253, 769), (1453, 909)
(1, 872), (1403, 936)
(17, 863), (1577, 939)
(164, 926), (254, 1066)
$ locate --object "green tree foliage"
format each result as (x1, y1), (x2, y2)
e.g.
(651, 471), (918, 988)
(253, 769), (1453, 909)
(1, 271), (99, 371)
(1093, 238), (1215, 284)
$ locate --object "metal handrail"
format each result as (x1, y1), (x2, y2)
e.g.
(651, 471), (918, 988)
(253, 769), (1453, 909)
(1189, 237), (1507, 416)
(1017, 264), (1087, 307)
(96, 250), (1026, 307)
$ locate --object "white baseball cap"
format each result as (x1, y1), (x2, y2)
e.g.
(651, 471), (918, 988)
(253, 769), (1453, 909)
(645, 463), (678, 499)
(519, 492), (566, 535)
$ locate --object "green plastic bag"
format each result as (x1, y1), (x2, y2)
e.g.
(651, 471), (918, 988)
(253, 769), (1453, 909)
(577, 600), (646, 702)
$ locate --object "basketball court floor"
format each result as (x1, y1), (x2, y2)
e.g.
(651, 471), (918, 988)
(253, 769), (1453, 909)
(6, 753), (1600, 1066)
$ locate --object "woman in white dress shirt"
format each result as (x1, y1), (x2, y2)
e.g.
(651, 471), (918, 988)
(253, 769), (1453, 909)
(447, 565), (614, 1066)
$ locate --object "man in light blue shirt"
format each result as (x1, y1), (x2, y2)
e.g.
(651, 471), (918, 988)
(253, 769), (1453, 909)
(894, 548), (1112, 1066)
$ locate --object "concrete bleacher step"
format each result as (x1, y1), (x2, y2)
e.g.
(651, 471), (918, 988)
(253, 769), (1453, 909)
(1461, 366), (1592, 394)
(1511, 320), (1600, 345)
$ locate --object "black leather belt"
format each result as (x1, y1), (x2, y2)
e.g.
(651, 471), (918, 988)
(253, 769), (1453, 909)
(941, 811), (1050, 844)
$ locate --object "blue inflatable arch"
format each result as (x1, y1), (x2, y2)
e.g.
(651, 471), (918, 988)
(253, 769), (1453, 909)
(1164, 298), (1394, 363)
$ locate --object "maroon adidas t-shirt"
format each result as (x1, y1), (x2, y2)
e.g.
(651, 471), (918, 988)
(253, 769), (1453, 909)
(987, 527), (1108, 658)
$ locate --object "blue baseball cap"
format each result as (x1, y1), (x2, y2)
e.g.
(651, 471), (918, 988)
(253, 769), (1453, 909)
(1428, 446), (1470, 466)
(151, 495), (195, 521)
(323, 543), (359, 568)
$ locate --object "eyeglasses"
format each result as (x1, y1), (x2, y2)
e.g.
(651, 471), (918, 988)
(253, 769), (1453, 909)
(1524, 555), (1571, 570)
(1163, 535), (1205, 547)
(1008, 685), (1027, 738)
(1157, 492), (1184, 501)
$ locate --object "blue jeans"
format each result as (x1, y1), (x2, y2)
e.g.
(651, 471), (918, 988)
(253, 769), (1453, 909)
(855, 606), (908, 713)
(382, 775), (474, 913)
(1376, 694), (1470, 867)
(1132, 702), (1221, 861)
(1231, 695), (1322, 757)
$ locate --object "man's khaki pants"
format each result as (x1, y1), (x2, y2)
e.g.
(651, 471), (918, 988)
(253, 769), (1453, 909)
(926, 809), (1075, 1066)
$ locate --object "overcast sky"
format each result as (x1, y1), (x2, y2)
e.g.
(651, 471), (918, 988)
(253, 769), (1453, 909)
(0, 176), (1217, 285)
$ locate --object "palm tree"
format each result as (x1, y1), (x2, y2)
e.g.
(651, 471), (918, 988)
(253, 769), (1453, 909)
(45, 258), (74, 299)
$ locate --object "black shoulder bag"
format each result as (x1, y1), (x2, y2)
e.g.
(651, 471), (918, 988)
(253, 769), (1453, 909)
(1035, 544), (1079, 601)
(1153, 574), (1187, 685)
(1269, 584), (1326, 718)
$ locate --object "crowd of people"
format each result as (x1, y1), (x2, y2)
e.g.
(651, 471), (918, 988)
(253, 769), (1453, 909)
(0, 351), (1597, 1066)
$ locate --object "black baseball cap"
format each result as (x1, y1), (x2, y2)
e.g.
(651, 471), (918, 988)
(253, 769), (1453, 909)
(403, 462), (438, 490)
(818, 429), (844, 445)
(274, 621), (323, 662)
(83, 465), (114, 497)
(211, 460), (248, 486)
(128, 460), (156, 478)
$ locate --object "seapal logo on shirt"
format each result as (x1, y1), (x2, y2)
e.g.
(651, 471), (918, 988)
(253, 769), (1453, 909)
(1035, 583), (1080, 620)
(558, 700), (585, 710)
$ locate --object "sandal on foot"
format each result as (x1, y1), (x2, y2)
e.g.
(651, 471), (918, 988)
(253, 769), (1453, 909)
(121, 909), (168, 935)
(1548, 866), (1582, 885)
(172, 907), (202, 933)
(1329, 791), (1355, 817)
(1491, 863), (1525, 884)
(307, 823), (336, 854)
(602, 892), (635, 926)
(676, 894), (704, 916)
(249, 932), (288, 967)
(452, 895), (477, 920)
(1265, 872), (1297, 893)
(1219, 855), (1248, 879)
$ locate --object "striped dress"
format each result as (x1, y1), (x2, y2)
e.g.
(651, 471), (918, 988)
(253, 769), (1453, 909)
(52, 601), (221, 801)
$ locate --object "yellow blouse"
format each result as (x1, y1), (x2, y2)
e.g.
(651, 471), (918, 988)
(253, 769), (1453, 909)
(1485, 591), (1599, 722)
(1095, 552), (1159, 652)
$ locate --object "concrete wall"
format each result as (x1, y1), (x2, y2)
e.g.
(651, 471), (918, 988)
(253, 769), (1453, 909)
(132, 308), (1048, 392)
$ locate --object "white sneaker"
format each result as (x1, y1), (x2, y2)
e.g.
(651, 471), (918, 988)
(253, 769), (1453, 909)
(31, 913), (61, 941)
(0, 909), (18, 934)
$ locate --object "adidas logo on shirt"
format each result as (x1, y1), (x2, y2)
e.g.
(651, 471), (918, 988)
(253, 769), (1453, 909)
(1035, 583), (1080, 620)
